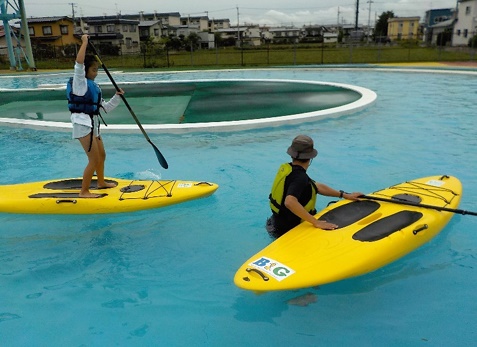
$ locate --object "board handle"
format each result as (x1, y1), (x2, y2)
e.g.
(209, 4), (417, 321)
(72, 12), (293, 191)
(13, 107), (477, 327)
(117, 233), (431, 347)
(56, 199), (77, 204)
(244, 268), (269, 282)
(413, 224), (428, 235)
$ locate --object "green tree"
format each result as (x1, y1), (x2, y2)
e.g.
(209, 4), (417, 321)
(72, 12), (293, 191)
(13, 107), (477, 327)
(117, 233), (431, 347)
(184, 32), (200, 52)
(374, 11), (395, 42)
(165, 36), (182, 51)
(214, 32), (223, 47)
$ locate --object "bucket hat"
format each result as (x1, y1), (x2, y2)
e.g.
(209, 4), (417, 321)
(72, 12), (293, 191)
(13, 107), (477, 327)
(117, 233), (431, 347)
(286, 135), (318, 160)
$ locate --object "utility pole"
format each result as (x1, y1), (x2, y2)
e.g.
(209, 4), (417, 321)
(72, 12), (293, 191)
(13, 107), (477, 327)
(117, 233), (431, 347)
(337, 6), (340, 28)
(367, 0), (374, 42)
(69, 3), (77, 54)
(355, 0), (359, 31)
(236, 6), (240, 46)
(367, 0), (373, 28)
(337, 7), (341, 45)
(69, 2), (76, 19)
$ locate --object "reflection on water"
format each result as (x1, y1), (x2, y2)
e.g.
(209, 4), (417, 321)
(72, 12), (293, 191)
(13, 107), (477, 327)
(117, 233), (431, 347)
(0, 80), (362, 124)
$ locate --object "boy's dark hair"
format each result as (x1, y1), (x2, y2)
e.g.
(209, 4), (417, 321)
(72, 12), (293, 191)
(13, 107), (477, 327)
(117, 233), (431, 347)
(295, 158), (311, 163)
(84, 55), (98, 75)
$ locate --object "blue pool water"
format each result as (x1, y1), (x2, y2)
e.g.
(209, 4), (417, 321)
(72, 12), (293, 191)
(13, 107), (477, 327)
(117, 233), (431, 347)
(1, 67), (476, 346)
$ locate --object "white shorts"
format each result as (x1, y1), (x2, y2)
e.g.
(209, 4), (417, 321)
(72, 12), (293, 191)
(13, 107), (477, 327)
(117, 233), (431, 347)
(72, 115), (100, 139)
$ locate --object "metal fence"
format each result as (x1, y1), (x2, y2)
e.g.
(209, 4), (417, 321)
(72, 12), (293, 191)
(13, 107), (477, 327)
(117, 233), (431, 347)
(136, 44), (477, 69)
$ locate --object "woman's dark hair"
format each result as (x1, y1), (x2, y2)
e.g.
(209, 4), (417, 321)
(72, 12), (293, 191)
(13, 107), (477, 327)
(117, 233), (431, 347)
(84, 55), (97, 75)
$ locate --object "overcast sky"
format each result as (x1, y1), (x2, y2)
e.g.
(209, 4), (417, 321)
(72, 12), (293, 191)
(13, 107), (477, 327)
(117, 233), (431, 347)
(22, 0), (458, 26)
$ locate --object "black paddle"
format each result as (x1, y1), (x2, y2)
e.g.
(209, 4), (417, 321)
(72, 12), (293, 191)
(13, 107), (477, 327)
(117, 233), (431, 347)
(87, 41), (169, 169)
(359, 195), (477, 216)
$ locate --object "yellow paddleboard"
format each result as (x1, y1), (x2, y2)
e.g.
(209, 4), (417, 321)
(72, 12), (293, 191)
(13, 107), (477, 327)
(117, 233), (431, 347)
(234, 175), (462, 292)
(0, 177), (218, 214)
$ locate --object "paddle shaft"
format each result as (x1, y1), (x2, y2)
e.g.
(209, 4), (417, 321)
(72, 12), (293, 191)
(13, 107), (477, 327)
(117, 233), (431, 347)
(360, 195), (477, 216)
(87, 41), (168, 169)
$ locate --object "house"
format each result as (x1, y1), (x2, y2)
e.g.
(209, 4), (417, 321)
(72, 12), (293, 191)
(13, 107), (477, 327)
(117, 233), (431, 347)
(121, 12), (181, 27)
(84, 17), (140, 54)
(429, 18), (455, 46)
(242, 26), (261, 46)
(341, 24), (365, 43)
(139, 20), (163, 42)
(215, 27), (242, 45)
(452, 0), (477, 46)
(215, 26), (262, 46)
(267, 27), (303, 44)
(180, 16), (209, 32)
(302, 25), (324, 43)
(176, 26), (199, 38)
(24, 16), (78, 54)
(0, 25), (24, 56)
(153, 13), (181, 27)
(197, 32), (215, 49)
(422, 8), (455, 44)
(387, 16), (421, 41)
(323, 31), (338, 44)
(208, 18), (230, 31)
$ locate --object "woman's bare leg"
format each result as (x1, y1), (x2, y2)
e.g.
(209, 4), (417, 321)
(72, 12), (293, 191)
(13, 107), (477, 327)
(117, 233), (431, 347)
(78, 134), (101, 198)
(95, 136), (117, 188)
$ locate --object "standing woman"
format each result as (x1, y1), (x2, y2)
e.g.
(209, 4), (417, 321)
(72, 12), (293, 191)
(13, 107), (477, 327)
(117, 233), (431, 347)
(67, 34), (124, 198)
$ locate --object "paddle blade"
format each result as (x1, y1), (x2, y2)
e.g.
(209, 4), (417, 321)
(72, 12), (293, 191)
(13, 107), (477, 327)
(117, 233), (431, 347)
(149, 140), (168, 169)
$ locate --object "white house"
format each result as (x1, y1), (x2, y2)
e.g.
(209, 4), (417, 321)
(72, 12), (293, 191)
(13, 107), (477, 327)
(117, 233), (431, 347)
(323, 32), (338, 43)
(453, 0), (477, 46)
(267, 27), (303, 43)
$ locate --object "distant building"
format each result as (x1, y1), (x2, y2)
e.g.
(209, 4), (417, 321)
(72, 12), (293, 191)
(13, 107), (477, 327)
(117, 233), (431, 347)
(341, 25), (365, 43)
(85, 17), (140, 54)
(24, 16), (78, 53)
(267, 27), (303, 44)
(208, 18), (231, 31)
(138, 20), (163, 42)
(302, 25), (324, 43)
(423, 8), (455, 45)
(387, 16), (421, 41)
(0, 25), (24, 56)
(180, 16), (209, 31)
(197, 32), (215, 49)
(453, 0), (477, 46)
(323, 32), (338, 44)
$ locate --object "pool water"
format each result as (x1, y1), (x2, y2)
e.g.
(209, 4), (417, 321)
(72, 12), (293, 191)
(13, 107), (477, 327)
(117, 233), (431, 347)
(1, 67), (476, 346)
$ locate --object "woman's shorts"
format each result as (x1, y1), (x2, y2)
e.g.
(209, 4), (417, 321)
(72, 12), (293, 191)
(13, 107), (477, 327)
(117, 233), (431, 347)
(72, 117), (99, 139)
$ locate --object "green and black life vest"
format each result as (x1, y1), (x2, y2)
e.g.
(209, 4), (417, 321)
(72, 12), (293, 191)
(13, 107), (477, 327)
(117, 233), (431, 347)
(269, 163), (318, 216)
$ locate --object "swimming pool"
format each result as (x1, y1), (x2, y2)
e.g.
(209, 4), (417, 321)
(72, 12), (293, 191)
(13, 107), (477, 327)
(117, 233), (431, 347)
(1, 66), (476, 346)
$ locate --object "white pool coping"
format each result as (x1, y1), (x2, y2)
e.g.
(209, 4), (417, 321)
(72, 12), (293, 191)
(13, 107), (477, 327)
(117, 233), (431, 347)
(0, 78), (377, 134)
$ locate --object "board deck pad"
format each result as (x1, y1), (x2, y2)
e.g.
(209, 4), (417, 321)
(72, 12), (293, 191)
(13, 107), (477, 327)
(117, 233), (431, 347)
(43, 179), (118, 190)
(318, 200), (380, 228)
(352, 210), (423, 241)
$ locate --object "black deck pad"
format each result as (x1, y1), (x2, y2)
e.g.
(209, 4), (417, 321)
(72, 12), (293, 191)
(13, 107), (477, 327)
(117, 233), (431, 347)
(353, 210), (423, 242)
(392, 193), (422, 204)
(43, 179), (118, 190)
(29, 192), (108, 199)
(318, 200), (380, 228)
